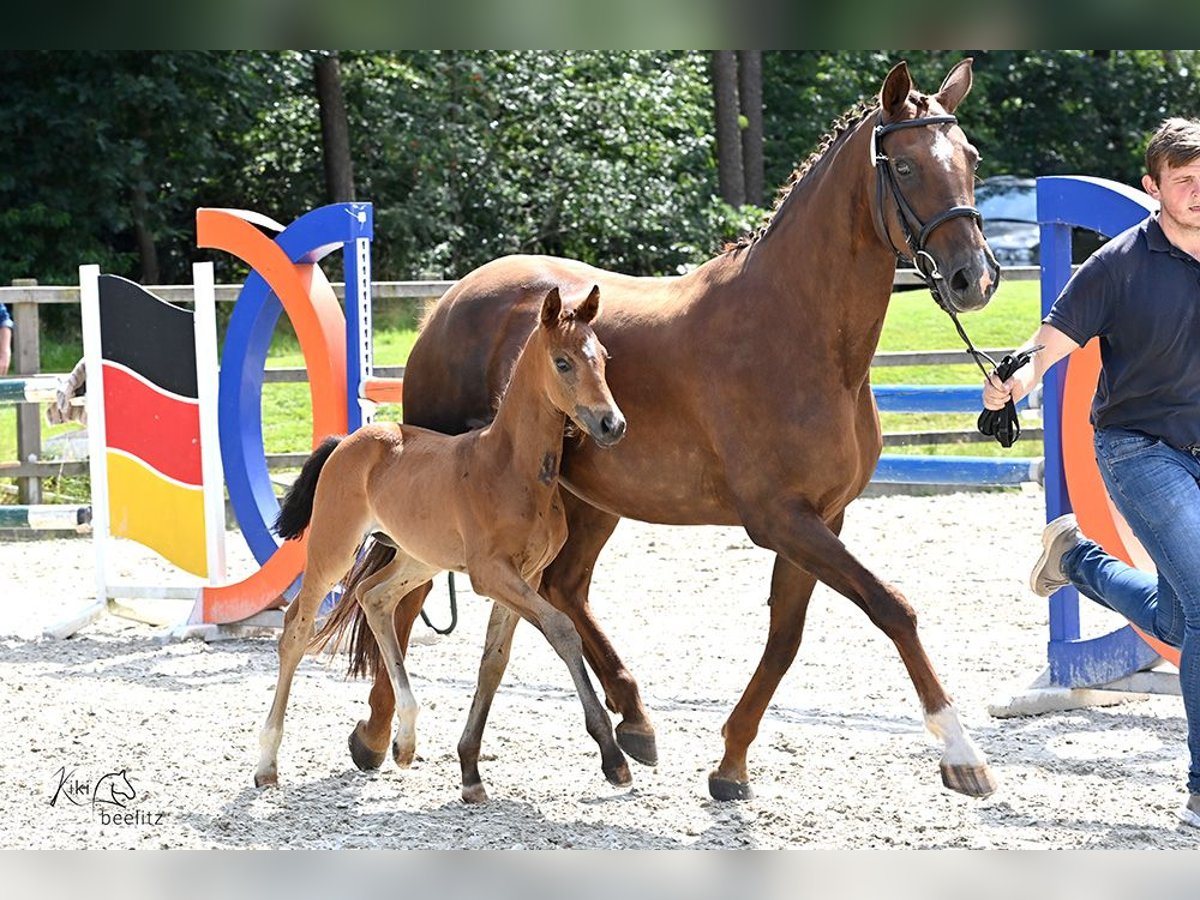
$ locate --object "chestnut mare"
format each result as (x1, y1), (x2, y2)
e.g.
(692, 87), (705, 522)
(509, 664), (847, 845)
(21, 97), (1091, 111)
(256, 286), (632, 801)
(327, 59), (1001, 800)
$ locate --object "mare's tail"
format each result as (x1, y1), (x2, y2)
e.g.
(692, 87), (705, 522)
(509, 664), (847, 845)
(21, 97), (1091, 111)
(275, 435), (343, 540)
(309, 539), (393, 679)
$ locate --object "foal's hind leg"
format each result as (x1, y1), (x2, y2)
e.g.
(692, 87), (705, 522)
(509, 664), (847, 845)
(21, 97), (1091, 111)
(457, 602), (521, 803)
(720, 501), (995, 800)
(256, 532), (364, 787)
(541, 494), (658, 766)
(356, 555), (439, 769)
(350, 580), (432, 770)
(472, 563), (631, 790)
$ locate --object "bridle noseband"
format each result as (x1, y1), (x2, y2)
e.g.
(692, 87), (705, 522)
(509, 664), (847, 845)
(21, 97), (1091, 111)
(871, 113), (982, 313)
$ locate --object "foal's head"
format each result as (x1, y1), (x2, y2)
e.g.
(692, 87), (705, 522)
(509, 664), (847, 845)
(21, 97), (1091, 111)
(873, 58), (999, 312)
(534, 285), (626, 448)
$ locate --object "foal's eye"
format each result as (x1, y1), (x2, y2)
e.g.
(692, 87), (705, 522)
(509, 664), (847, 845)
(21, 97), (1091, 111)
(894, 159), (913, 176)
(555, 357), (572, 373)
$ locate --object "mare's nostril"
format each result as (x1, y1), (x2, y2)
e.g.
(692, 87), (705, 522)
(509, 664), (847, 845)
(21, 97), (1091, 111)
(951, 268), (970, 294)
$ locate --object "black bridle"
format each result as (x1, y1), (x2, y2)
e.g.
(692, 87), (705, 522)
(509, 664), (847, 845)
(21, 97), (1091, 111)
(871, 113), (983, 314)
(871, 113), (1037, 447)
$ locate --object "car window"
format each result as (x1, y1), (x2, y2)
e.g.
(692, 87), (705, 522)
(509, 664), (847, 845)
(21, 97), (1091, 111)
(976, 183), (1036, 222)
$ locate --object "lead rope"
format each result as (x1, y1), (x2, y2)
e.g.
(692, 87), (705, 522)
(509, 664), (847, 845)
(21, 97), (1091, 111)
(910, 250), (1040, 449)
(420, 574), (459, 635)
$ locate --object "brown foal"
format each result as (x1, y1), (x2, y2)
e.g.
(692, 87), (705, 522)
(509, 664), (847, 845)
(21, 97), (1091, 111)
(254, 286), (629, 802)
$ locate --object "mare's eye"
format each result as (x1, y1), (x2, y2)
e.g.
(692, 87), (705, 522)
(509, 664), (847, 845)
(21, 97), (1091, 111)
(895, 159), (913, 176)
(555, 357), (572, 373)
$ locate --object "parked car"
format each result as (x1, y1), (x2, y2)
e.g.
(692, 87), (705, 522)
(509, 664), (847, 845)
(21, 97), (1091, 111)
(976, 175), (1107, 267)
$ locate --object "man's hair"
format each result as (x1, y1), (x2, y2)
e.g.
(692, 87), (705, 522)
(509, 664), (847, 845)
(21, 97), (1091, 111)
(1145, 117), (1200, 183)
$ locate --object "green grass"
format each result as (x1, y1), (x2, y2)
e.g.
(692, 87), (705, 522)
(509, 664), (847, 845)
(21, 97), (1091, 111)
(2, 281), (1044, 502)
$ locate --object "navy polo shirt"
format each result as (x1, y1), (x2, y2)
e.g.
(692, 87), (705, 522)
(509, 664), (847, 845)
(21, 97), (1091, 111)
(1045, 214), (1200, 450)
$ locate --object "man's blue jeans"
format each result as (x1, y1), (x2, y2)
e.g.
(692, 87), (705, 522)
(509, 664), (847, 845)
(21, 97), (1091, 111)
(1061, 426), (1200, 794)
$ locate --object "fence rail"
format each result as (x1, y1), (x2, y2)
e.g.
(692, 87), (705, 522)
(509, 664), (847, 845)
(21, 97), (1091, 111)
(1, 268), (1043, 502)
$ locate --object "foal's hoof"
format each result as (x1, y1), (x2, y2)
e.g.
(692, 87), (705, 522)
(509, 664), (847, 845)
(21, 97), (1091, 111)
(708, 773), (753, 801)
(461, 783), (489, 805)
(616, 723), (659, 767)
(940, 761), (997, 798)
(254, 771), (278, 789)
(392, 738), (416, 768)
(604, 759), (633, 787)
(348, 724), (387, 771)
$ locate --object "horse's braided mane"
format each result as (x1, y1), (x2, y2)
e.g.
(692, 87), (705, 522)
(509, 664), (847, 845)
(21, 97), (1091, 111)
(725, 97), (881, 254)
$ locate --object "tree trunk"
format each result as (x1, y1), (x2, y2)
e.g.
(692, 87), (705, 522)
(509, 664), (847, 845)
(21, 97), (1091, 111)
(711, 51), (745, 207)
(737, 50), (764, 207)
(131, 181), (159, 284)
(314, 51), (355, 203)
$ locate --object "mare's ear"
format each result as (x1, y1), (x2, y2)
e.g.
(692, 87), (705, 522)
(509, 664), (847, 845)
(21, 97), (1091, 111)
(577, 285), (600, 323)
(879, 61), (912, 123)
(540, 287), (562, 328)
(934, 57), (973, 114)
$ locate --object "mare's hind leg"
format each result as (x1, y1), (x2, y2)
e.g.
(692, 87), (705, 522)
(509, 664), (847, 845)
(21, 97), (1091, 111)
(541, 493), (658, 766)
(350, 580), (432, 770)
(719, 500), (994, 800)
(356, 554), (439, 769)
(457, 602), (521, 804)
(708, 553), (820, 800)
(256, 525), (364, 787)
(472, 563), (631, 790)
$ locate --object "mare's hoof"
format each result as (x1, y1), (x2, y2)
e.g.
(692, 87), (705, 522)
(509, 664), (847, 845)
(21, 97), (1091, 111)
(940, 761), (997, 798)
(708, 773), (753, 801)
(461, 783), (489, 805)
(604, 759), (633, 787)
(616, 723), (659, 767)
(254, 771), (278, 789)
(348, 725), (387, 771)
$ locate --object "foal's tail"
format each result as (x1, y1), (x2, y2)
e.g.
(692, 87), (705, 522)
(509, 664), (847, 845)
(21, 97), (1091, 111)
(309, 540), (392, 679)
(275, 435), (343, 540)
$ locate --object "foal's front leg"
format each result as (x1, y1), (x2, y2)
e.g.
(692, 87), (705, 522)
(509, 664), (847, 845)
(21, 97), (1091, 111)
(457, 602), (521, 803)
(472, 563), (631, 791)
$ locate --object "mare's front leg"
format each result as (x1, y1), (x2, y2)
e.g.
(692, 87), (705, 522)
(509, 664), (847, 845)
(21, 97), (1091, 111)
(540, 493), (658, 766)
(473, 562), (631, 791)
(714, 498), (995, 800)
(457, 602), (521, 803)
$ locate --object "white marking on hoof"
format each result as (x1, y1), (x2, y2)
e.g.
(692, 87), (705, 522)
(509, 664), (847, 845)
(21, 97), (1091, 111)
(925, 706), (987, 768)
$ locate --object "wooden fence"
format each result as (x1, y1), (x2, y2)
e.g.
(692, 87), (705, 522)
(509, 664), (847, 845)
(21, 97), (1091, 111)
(0, 268), (1042, 502)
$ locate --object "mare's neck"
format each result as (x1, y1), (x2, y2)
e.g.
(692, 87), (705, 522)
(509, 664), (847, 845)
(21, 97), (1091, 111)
(739, 114), (898, 381)
(482, 331), (566, 475)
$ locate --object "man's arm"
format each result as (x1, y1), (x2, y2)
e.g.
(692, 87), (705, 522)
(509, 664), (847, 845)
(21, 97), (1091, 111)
(0, 324), (12, 376)
(982, 322), (1080, 410)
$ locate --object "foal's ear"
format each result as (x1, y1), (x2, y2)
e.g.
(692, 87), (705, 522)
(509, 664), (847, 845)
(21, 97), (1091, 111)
(577, 285), (600, 324)
(880, 61), (912, 122)
(934, 57), (973, 114)
(540, 287), (563, 328)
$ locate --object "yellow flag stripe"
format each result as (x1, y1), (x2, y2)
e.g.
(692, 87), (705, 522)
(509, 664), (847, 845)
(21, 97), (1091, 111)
(106, 451), (208, 577)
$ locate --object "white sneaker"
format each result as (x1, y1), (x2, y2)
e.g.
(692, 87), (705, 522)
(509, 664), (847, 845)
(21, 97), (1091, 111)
(1180, 794), (1200, 829)
(1029, 514), (1083, 597)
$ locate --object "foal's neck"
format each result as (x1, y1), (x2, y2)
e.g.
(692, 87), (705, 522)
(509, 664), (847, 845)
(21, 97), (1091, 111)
(483, 331), (566, 475)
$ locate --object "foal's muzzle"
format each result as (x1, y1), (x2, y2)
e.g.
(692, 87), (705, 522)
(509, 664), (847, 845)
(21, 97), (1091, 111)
(576, 406), (627, 448)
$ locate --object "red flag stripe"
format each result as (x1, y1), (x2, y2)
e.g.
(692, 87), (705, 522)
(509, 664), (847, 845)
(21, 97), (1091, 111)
(102, 362), (203, 486)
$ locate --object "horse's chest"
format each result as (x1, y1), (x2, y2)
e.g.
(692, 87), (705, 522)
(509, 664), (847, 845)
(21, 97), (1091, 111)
(514, 494), (568, 578)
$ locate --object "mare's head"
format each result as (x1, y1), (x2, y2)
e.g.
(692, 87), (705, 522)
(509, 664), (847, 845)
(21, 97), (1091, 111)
(873, 58), (999, 312)
(535, 285), (626, 448)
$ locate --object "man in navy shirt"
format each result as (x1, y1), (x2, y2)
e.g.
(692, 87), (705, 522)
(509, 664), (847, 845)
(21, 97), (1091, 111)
(985, 117), (1200, 829)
